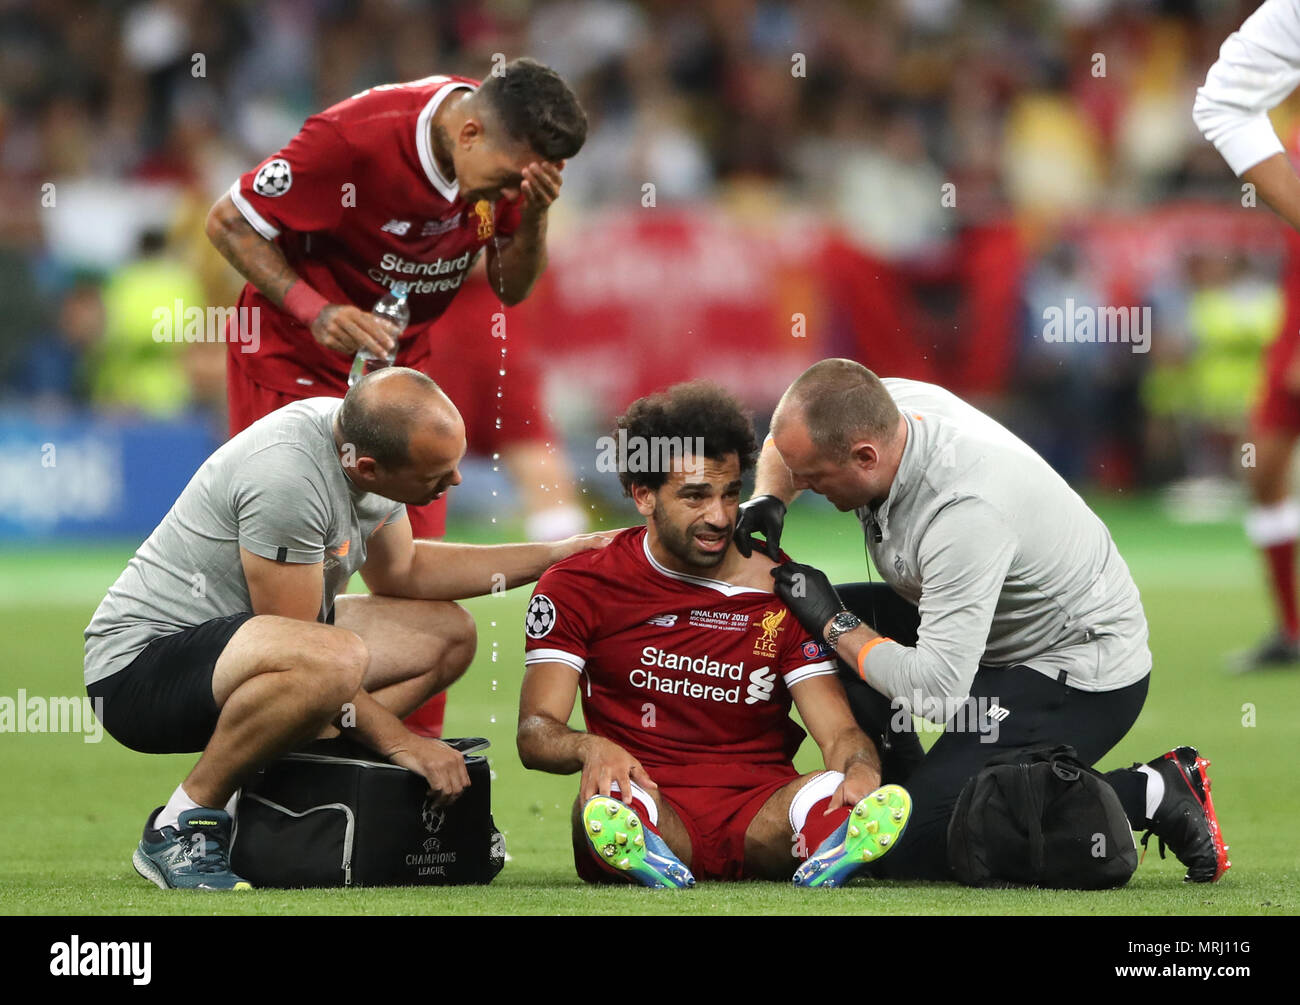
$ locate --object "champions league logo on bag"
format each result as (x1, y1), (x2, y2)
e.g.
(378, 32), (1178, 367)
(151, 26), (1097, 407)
(410, 792), (457, 878)
(421, 792), (447, 834)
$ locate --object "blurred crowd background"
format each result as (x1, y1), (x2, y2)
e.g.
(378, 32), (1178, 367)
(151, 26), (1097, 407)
(1, 0), (1294, 535)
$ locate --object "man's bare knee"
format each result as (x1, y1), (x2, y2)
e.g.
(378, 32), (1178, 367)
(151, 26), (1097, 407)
(298, 628), (368, 709)
(441, 602), (477, 680)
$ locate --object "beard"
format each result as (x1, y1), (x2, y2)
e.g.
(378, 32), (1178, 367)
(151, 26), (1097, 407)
(652, 498), (730, 570)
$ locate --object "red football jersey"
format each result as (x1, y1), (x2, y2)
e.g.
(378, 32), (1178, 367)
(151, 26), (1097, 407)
(523, 527), (839, 777)
(226, 74), (525, 396)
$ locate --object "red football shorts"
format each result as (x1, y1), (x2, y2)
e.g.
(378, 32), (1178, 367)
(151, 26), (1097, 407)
(573, 761), (799, 882)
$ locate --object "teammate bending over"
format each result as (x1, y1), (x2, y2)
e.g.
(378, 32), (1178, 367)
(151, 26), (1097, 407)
(516, 382), (911, 888)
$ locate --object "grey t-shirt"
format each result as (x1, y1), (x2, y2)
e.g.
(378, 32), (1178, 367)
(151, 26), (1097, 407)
(84, 398), (405, 685)
(854, 378), (1151, 710)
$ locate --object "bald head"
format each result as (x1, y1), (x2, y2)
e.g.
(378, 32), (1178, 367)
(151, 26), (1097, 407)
(339, 367), (460, 468)
(769, 360), (904, 511)
(773, 359), (901, 461)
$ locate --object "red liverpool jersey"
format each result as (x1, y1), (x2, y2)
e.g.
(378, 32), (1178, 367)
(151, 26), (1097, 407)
(523, 527), (839, 774)
(226, 74), (524, 396)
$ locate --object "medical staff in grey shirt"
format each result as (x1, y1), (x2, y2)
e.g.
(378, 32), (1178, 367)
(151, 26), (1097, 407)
(85, 367), (611, 891)
(735, 359), (1230, 883)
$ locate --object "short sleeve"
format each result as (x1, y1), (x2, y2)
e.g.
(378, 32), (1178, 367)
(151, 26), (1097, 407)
(232, 444), (332, 564)
(373, 501), (407, 535)
(229, 115), (352, 239)
(778, 618), (839, 691)
(523, 564), (598, 673)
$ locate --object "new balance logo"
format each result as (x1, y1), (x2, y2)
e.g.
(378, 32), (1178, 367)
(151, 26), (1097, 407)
(744, 666), (776, 704)
(986, 704), (1011, 722)
(645, 614), (678, 628)
(381, 219), (412, 235)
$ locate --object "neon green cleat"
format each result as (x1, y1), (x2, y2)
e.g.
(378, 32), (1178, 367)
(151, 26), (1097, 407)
(793, 784), (912, 888)
(581, 796), (695, 889)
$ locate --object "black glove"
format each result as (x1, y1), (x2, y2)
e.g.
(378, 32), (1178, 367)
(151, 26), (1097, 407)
(770, 560), (845, 640)
(734, 495), (787, 559)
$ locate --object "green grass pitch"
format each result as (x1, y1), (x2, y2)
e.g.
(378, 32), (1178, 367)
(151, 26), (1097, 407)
(0, 500), (1295, 915)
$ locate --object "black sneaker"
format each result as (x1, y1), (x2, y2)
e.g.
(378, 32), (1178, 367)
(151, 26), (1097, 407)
(1228, 631), (1300, 673)
(1139, 747), (1230, 883)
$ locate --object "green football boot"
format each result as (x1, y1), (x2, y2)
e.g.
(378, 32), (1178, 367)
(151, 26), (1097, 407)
(581, 795), (695, 889)
(793, 784), (912, 888)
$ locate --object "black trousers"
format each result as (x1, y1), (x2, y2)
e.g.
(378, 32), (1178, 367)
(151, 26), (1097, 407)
(835, 582), (1151, 881)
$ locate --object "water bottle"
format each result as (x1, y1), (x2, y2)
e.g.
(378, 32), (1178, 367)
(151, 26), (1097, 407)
(347, 284), (410, 386)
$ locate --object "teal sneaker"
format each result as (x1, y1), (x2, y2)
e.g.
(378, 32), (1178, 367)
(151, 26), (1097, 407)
(793, 784), (912, 888)
(132, 807), (253, 891)
(581, 795), (695, 889)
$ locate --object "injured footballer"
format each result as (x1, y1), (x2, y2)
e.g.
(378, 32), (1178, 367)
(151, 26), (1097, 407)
(516, 382), (912, 887)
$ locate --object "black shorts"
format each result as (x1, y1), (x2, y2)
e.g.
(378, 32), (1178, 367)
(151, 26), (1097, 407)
(86, 613), (255, 754)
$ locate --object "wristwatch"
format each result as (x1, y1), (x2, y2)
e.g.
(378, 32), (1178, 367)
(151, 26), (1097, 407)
(824, 611), (862, 649)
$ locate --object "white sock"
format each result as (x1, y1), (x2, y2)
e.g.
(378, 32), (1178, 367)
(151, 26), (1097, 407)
(1137, 764), (1165, 822)
(224, 789), (240, 820)
(1245, 499), (1300, 547)
(156, 784), (202, 831)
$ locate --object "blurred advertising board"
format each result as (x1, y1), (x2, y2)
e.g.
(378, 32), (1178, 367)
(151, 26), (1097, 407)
(0, 411), (217, 541)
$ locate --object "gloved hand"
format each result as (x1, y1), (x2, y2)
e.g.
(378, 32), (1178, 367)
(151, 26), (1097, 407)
(770, 560), (845, 640)
(734, 495), (787, 559)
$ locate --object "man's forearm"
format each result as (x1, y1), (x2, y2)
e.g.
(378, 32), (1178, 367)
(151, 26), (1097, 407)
(339, 688), (412, 760)
(753, 437), (800, 503)
(823, 724), (882, 779)
(206, 194), (304, 307)
(828, 622), (882, 670)
(489, 213), (547, 306)
(1243, 153), (1300, 234)
(833, 620), (982, 721)
(373, 539), (567, 601)
(517, 712), (590, 774)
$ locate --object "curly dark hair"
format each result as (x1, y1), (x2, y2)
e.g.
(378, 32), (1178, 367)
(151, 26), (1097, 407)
(614, 381), (758, 495)
(476, 58), (587, 161)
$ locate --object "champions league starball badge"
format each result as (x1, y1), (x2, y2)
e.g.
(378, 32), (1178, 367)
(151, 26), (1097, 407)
(253, 158), (293, 197)
(525, 595), (557, 638)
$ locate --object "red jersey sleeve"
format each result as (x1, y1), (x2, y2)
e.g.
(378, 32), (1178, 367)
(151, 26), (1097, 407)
(778, 615), (839, 692)
(229, 115), (353, 240)
(522, 562), (599, 673)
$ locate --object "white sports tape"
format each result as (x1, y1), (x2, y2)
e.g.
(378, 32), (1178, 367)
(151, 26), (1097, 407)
(607, 780), (658, 828)
(788, 770), (846, 834)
